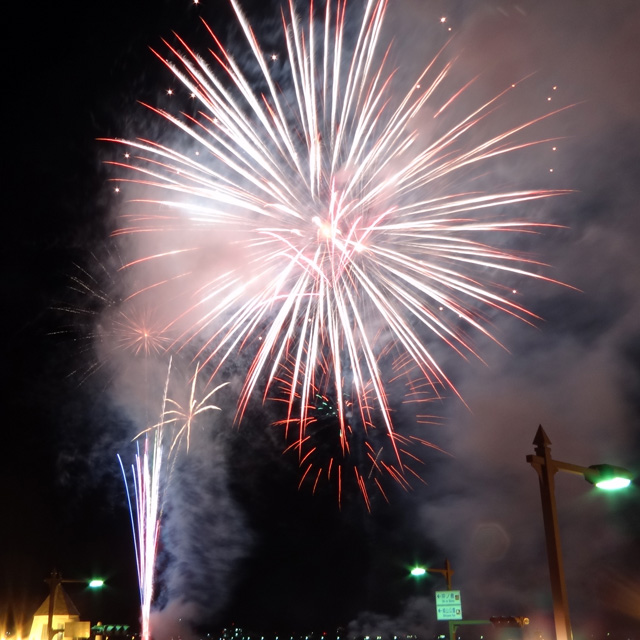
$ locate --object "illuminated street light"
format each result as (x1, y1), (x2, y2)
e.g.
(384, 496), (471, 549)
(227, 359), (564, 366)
(584, 464), (632, 490)
(410, 559), (453, 589)
(410, 560), (454, 640)
(526, 425), (633, 640)
(45, 571), (105, 640)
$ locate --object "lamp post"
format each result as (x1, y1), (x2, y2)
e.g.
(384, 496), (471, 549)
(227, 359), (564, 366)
(44, 570), (104, 640)
(410, 559), (455, 640)
(526, 425), (632, 640)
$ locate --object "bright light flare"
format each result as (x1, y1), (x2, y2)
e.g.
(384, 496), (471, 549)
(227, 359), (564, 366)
(585, 464), (633, 491)
(595, 477), (632, 490)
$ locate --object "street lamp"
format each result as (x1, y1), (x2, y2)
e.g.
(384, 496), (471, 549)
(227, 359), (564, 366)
(410, 559), (454, 589)
(526, 425), (633, 640)
(44, 570), (105, 640)
(410, 560), (455, 640)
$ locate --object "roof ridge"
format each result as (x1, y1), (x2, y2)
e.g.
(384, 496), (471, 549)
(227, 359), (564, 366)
(34, 584), (81, 617)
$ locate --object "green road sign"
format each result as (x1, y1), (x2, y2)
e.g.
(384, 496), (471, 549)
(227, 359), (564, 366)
(435, 590), (462, 621)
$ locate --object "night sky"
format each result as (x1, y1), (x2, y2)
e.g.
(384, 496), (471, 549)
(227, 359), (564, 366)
(3, 1), (639, 639)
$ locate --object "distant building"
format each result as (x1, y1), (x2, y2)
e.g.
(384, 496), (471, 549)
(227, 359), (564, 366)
(27, 583), (90, 640)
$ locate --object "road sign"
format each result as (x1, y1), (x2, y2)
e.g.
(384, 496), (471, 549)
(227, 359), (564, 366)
(435, 590), (462, 621)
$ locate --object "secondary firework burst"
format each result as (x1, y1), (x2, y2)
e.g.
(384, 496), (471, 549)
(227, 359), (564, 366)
(119, 358), (227, 640)
(138, 360), (228, 453)
(272, 345), (447, 509)
(105, 0), (572, 497)
(53, 251), (175, 388)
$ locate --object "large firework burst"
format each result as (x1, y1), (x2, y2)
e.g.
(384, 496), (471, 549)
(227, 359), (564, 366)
(105, 0), (570, 500)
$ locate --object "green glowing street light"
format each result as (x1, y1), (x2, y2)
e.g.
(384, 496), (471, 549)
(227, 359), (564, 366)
(526, 426), (633, 640)
(584, 464), (632, 490)
(409, 559), (453, 589)
(45, 571), (105, 640)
